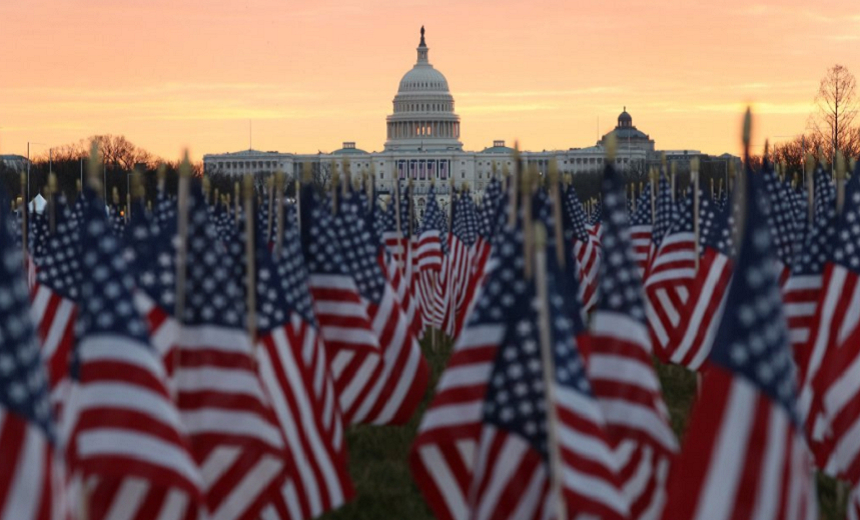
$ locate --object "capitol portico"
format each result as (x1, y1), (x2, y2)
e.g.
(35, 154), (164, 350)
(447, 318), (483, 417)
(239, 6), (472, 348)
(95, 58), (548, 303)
(203, 27), (710, 213)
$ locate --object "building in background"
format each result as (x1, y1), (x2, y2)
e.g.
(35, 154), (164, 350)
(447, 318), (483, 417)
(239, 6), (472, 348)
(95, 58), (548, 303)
(203, 27), (733, 215)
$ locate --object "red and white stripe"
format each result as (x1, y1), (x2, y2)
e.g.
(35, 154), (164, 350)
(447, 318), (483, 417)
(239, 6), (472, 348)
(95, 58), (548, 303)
(352, 282), (429, 425)
(61, 334), (203, 520)
(665, 249), (734, 370)
(589, 312), (678, 520)
(466, 365), (629, 520)
(0, 410), (55, 520)
(416, 229), (444, 271)
(663, 370), (817, 520)
(782, 273), (823, 353)
(797, 264), (860, 427)
(30, 284), (77, 416)
(410, 322), (504, 520)
(645, 230), (697, 357)
(134, 298), (290, 520)
(255, 316), (353, 520)
(308, 273), (384, 424)
(813, 321), (860, 484)
(630, 224), (652, 278)
(574, 234), (602, 313)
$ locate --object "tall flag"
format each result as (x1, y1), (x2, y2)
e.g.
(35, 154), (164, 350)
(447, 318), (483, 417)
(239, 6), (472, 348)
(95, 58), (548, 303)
(630, 185), (653, 277)
(477, 177), (503, 241)
(29, 200), (79, 417)
(0, 194), (57, 520)
(783, 165), (837, 377)
(63, 187), (203, 520)
(411, 217), (526, 520)
(251, 203), (354, 520)
(589, 164), (678, 520)
(135, 182), (289, 520)
(666, 196), (736, 370)
(467, 233), (628, 520)
(648, 175), (678, 267)
(645, 189), (697, 358)
(801, 165), (860, 472)
(333, 192), (429, 425)
(437, 191), (480, 337)
(563, 184), (601, 312)
(300, 184), (384, 424)
(761, 163), (800, 284)
(661, 170), (818, 520)
(416, 184), (447, 325)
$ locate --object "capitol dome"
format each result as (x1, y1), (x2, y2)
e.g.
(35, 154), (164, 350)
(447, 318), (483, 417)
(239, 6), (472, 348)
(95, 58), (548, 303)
(385, 27), (462, 152)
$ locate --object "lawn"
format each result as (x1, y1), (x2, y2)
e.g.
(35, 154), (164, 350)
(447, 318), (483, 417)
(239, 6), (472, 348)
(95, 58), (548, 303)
(320, 333), (846, 519)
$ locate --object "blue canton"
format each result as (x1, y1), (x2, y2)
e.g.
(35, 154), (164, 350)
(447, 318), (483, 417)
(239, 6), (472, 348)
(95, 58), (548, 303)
(597, 165), (646, 323)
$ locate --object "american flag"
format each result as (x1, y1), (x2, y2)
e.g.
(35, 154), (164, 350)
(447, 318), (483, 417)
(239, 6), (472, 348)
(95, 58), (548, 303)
(666, 195), (736, 370)
(802, 166), (860, 472)
(384, 182), (424, 340)
(63, 187), (203, 520)
(588, 164), (678, 520)
(251, 204), (355, 520)
(417, 184), (448, 270)
(783, 165), (837, 380)
(416, 185), (447, 326)
(662, 171), (818, 520)
(411, 217), (525, 520)
(299, 184), (384, 424)
(761, 164), (801, 284)
(29, 200), (79, 418)
(630, 185), (653, 278)
(135, 183), (289, 520)
(441, 192), (480, 338)
(645, 188), (697, 358)
(478, 177), (503, 241)
(0, 197), (57, 520)
(468, 211), (628, 520)
(333, 191), (429, 425)
(563, 184), (601, 312)
(647, 176), (677, 266)
(453, 189), (495, 338)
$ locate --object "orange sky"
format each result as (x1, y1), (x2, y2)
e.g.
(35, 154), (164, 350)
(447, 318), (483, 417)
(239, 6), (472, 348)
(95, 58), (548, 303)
(1, 0), (858, 161)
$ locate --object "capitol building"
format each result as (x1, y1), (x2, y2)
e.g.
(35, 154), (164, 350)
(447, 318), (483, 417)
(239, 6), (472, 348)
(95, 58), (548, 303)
(203, 27), (708, 213)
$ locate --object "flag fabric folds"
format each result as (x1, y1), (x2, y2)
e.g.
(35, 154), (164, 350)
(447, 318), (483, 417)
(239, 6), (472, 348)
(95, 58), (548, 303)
(589, 163), (678, 520)
(662, 170), (817, 520)
(0, 195), (57, 520)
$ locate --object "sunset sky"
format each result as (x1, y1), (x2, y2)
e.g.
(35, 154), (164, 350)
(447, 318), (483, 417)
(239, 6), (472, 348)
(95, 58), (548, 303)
(2, 0), (858, 161)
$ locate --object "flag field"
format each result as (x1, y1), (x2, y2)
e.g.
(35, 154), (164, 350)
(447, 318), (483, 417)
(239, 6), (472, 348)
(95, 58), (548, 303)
(319, 335), (844, 520)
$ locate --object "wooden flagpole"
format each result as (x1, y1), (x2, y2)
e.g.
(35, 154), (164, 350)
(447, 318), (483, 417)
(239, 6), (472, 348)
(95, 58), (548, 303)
(533, 222), (567, 520)
(174, 152), (192, 386)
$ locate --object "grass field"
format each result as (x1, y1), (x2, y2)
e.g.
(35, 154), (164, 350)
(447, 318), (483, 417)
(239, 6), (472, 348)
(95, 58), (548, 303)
(321, 334), (847, 520)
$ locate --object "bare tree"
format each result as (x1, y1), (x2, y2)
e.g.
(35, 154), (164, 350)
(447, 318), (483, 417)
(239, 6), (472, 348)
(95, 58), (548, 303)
(814, 64), (859, 162)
